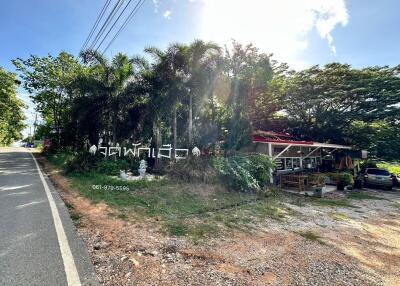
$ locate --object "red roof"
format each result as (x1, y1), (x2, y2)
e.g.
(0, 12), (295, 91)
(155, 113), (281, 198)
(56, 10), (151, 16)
(252, 135), (314, 145)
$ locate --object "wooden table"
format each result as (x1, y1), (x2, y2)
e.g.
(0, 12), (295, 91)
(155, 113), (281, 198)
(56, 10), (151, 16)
(280, 174), (309, 192)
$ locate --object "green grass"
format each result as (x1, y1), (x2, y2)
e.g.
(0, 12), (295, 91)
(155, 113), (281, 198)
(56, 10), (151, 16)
(347, 192), (385, 200)
(70, 171), (257, 217)
(45, 152), (298, 241)
(330, 212), (350, 221)
(166, 221), (189, 236)
(58, 166), (286, 240)
(47, 152), (75, 169)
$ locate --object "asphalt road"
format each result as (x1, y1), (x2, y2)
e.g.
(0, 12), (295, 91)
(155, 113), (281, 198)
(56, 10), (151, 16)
(0, 148), (98, 286)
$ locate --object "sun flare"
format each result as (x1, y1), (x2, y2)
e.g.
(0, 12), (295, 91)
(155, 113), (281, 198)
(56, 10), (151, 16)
(199, 0), (348, 68)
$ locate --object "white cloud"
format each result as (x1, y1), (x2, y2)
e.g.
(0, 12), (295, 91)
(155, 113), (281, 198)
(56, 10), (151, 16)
(198, 0), (349, 69)
(163, 9), (172, 20)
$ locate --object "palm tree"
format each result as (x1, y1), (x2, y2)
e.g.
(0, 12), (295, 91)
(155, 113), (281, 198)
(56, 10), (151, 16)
(144, 44), (188, 159)
(80, 49), (134, 146)
(185, 40), (222, 146)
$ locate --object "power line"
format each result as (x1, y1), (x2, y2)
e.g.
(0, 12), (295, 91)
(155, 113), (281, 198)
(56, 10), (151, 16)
(82, 0), (112, 51)
(88, 0), (125, 50)
(94, 0), (136, 51)
(102, 0), (147, 54)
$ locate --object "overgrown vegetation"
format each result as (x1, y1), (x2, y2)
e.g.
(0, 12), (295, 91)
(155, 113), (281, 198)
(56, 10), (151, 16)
(45, 151), (289, 239)
(212, 154), (274, 193)
(70, 172), (287, 239)
(166, 157), (217, 184)
(10, 39), (400, 160)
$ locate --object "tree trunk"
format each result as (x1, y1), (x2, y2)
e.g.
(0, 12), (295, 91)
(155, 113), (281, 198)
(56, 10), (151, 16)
(111, 116), (117, 161)
(112, 117), (117, 147)
(53, 101), (60, 147)
(188, 93), (193, 145)
(173, 105), (177, 161)
(153, 117), (162, 169)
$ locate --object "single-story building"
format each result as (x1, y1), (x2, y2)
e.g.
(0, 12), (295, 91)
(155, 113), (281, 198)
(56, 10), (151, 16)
(247, 131), (365, 184)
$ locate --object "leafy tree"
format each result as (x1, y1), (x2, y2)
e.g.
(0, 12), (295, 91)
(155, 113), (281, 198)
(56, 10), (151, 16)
(223, 41), (274, 150)
(184, 40), (222, 146)
(13, 40), (399, 162)
(80, 50), (135, 146)
(0, 67), (25, 145)
(13, 53), (82, 146)
(281, 63), (400, 143)
(144, 43), (189, 157)
(347, 120), (400, 160)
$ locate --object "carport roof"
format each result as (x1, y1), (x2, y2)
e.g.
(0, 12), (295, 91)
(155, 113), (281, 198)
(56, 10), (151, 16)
(252, 135), (352, 150)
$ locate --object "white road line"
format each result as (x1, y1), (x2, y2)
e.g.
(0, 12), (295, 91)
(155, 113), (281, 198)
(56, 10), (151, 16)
(15, 200), (45, 209)
(30, 152), (81, 286)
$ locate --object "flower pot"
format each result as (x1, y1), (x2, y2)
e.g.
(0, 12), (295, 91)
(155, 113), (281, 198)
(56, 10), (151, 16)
(337, 183), (345, 191)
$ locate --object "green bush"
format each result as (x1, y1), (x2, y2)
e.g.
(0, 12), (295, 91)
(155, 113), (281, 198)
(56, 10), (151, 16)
(96, 159), (129, 176)
(212, 154), (274, 193)
(65, 152), (99, 173)
(339, 173), (354, 186)
(337, 172), (354, 190)
(166, 157), (217, 183)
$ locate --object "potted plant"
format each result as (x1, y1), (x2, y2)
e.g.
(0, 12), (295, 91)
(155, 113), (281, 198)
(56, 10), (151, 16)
(337, 173), (354, 191)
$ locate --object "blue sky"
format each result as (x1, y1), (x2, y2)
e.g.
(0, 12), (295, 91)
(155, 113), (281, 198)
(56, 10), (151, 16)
(1, 0), (399, 136)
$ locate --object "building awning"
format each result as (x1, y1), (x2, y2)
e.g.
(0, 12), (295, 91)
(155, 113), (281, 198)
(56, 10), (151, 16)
(252, 135), (351, 150)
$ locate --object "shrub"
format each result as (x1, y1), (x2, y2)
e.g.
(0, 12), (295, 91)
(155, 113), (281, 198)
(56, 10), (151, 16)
(127, 157), (140, 175)
(340, 173), (354, 186)
(96, 159), (129, 176)
(337, 172), (354, 190)
(65, 152), (99, 173)
(166, 157), (217, 183)
(212, 154), (274, 193)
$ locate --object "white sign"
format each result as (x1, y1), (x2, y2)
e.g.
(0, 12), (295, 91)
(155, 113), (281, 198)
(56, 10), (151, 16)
(89, 143), (199, 160)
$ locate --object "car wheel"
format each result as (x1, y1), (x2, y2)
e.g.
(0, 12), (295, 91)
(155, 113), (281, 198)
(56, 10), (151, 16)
(386, 186), (393, 191)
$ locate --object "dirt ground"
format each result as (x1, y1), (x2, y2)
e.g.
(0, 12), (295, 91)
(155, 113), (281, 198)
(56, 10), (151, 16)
(37, 155), (400, 286)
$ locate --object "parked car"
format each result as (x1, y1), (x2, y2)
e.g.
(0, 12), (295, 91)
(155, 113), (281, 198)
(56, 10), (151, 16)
(359, 168), (393, 190)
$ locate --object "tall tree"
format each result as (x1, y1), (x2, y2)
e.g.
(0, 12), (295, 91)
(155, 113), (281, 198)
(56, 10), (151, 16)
(13, 52), (82, 146)
(223, 41), (274, 150)
(281, 63), (400, 143)
(0, 67), (25, 145)
(80, 50), (135, 146)
(144, 44), (188, 158)
(185, 40), (222, 146)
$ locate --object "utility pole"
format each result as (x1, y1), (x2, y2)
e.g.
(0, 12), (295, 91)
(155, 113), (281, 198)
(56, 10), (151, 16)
(32, 113), (37, 144)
